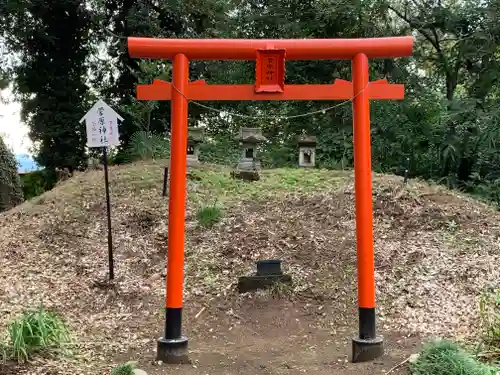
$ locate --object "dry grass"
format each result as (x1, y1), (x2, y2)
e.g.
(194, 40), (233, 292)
(0, 160), (499, 374)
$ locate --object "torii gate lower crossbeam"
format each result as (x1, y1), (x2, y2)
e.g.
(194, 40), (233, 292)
(136, 78), (405, 101)
(128, 36), (413, 365)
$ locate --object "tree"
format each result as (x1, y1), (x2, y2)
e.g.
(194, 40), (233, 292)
(0, 135), (23, 211)
(89, 0), (229, 160)
(0, 38), (10, 105)
(384, 0), (500, 186)
(1, 0), (92, 172)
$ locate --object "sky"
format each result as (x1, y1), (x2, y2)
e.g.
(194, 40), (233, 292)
(0, 87), (31, 155)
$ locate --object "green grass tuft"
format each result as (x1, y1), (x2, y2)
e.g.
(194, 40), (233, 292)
(410, 340), (499, 375)
(5, 302), (70, 362)
(480, 288), (500, 346)
(0, 341), (8, 363)
(478, 288), (500, 364)
(196, 204), (222, 228)
(111, 361), (137, 375)
(268, 282), (293, 299)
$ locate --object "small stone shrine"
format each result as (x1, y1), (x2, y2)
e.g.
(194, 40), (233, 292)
(232, 127), (267, 181)
(297, 135), (317, 168)
(238, 260), (292, 293)
(187, 127), (204, 166)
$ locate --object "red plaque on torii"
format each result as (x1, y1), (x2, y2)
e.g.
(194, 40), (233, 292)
(255, 48), (286, 93)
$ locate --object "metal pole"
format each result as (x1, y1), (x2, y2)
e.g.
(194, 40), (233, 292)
(351, 53), (383, 362)
(157, 53), (189, 364)
(404, 156), (410, 183)
(103, 147), (114, 280)
(162, 167), (169, 197)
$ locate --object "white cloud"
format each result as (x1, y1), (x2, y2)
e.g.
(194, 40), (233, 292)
(0, 87), (32, 155)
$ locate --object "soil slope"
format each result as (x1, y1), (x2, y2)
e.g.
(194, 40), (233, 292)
(0, 161), (498, 375)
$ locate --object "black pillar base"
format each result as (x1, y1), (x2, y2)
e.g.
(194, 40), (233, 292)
(351, 336), (384, 363)
(156, 336), (190, 364)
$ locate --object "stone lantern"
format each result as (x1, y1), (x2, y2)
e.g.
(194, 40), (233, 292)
(232, 127), (267, 181)
(297, 135), (317, 168)
(187, 127), (204, 166)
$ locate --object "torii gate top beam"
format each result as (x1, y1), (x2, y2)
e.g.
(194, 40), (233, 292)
(128, 36), (413, 60)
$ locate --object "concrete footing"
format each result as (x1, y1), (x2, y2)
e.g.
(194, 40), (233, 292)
(238, 274), (292, 293)
(351, 336), (384, 363)
(156, 336), (190, 364)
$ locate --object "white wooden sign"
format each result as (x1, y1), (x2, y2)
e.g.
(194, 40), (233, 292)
(80, 99), (123, 148)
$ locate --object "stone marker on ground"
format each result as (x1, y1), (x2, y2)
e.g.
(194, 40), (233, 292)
(86, 156), (103, 170)
(297, 135), (317, 168)
(238, 259), (292, 293)
(409, 353), (420, 363)
(232, 127), (267, 181)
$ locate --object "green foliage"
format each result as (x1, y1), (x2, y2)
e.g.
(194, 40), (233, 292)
(20, 173), (45, 199)
(261, 141), (297, 169)
(410, 340), (499, 375)
(19, 170), (56, 200)
(2, 0), (500, 207)
(118, 60), (171, 135)
(0, 341), (7, 362)
(2, 0), (92, 172)
(91, 0), (227, 150)
(126, 131), (170, 162)
(196, 204), (222, 228)
(479, 288), (500, 361)
(199, 135), (240, 166)
(111, 361), (137, 375)
(0, 136), (23, 211)
(3, 303), (70, 363)
(0, 39), (10, 104)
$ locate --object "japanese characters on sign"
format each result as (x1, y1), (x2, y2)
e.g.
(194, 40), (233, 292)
(90, 119), (99, 146)
(263, 56), (277, 84)
(97, 105), (109, 145)
(108, 119), (115, 144)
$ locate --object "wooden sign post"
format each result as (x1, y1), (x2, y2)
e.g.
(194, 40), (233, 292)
(80, 99), (123, 280)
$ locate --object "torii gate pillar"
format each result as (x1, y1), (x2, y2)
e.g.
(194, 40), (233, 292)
(128, 35), (413, 365)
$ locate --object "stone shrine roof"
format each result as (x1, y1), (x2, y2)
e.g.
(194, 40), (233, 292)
(297, 135), (317, 146)
(238, 135), (267, 143)
(235, 127), (267, 143)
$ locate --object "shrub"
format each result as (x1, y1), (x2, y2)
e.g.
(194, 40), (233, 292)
(196, 204), (222, 228)
(19, 169), (58, 200)
(198, 135), (240, 166)
(5, 303), (70, 362)
(479, 288), (500, 363)
(410, 340), (499, 375)
(0, 136), (23, 211)
(111, 361), (137, 375)
(126, 131), (170, 162)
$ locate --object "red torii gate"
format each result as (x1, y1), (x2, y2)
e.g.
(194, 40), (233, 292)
(127, 36), (414, 364)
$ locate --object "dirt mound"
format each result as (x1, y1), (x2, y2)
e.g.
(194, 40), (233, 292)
(0, 161), (498, 374)
(189, 179), (499, 339)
